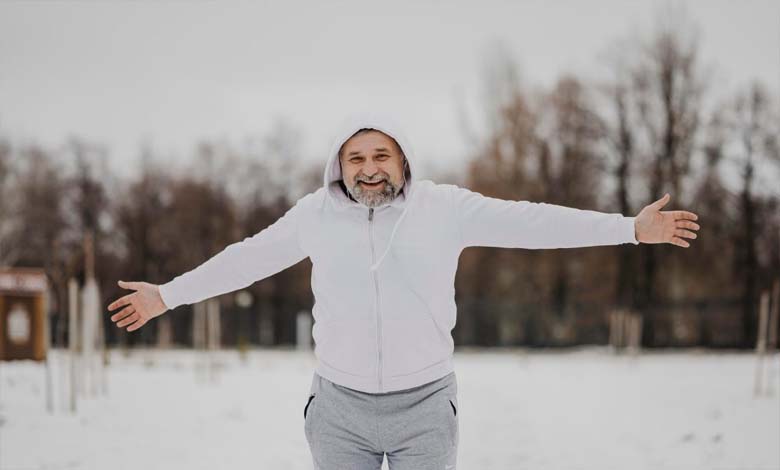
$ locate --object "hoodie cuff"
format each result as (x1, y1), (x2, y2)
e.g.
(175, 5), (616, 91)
(158, 281), (180, 311)
(623, 216), (640, 245)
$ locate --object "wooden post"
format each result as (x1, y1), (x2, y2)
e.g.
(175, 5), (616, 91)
(96, 297), (107, 397)
(206, 298), (221, 383)
(157, 316), (173, 350)
(610, 309), (642, 356)
(627, 311), (642, 356)
(609, 309), (621, 352)
(80, 233), (104, 397)
(767, 279), (779, 395)
(769, 279), (779, 351)
(608, 310), (615, 350)
(637, 313), (643, 351)
(68, 277), (79, 413)
(193, 302), (206, 382)
(235, 290), (253, 363)
(754, 290), (770, 396)
(81, 277), (101, 397)
(621, 311), (629, 349)
(43, 287), (53, 414)
(193, 302), (205, 350)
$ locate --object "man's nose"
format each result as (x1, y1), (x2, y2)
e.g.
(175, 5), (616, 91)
(362, 161), (379, 177)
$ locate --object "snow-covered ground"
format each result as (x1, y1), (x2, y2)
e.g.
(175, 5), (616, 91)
(2, 347), (778, 470)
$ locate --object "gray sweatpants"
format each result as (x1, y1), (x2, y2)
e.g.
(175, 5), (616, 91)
(303, 371), (459, 470)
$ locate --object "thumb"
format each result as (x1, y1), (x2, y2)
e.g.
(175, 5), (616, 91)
(651, 193), (670, 209)
(118, 280), (142, 290)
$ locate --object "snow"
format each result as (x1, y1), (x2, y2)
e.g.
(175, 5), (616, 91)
(2, 347), (778, 470)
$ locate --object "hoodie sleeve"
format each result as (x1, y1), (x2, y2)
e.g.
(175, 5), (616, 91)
(449, 185), (639, 250)
(157, 194), (311, 311)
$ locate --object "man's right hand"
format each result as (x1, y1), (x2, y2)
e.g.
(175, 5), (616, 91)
(107, 280), (169, 332)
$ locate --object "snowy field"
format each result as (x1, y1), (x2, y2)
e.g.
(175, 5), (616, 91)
(2, 347), (778, 470)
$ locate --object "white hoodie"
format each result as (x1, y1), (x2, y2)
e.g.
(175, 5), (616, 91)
(159, 112), (639, 393)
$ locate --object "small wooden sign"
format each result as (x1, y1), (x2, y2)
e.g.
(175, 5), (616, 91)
(0, 268), (48, 361)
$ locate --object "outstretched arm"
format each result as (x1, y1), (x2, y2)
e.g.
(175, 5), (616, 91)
(450, 186), (699, 250)
(450, 185), (640, 250)
(107, 193), (312, 332)
(159, 196), (309, 310)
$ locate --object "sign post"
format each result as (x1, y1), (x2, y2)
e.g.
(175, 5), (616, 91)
(0, 267), (50, 411)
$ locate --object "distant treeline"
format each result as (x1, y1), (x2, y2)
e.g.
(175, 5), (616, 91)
(1, 16), (777, 349)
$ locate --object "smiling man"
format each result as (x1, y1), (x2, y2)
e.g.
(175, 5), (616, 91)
(339, 128), (408, 208)
(107, 112), (700, 469)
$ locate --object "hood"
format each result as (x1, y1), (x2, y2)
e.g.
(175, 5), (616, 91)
(322, 111), (419, 272)
(323, 111), (418, 209)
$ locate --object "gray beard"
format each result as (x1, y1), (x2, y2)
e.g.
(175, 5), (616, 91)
(344, 178), (404, 208)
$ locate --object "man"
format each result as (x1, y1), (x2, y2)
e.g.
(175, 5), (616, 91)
(107, 112), (700, 469)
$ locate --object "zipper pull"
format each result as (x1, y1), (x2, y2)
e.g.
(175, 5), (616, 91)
(368, 207), (374, 221)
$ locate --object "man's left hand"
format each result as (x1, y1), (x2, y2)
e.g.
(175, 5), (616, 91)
(634, 193), (700, 248)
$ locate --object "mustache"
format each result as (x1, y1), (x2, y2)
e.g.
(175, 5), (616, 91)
(356, 175), (388, 183)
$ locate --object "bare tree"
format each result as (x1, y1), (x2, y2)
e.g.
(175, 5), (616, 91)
(600, 45), (642, 311)
(535, 76), (606, 328)
(113, 151), (176, 347)
(613, 15), (705, 343)
(11, 146), (72, 344)
(725, 82), (780, 345)
(0, 136), (19, 266)
(456, 49), (542, 346)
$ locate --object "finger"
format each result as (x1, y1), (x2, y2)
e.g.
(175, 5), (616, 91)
(117, 280), (143, 290)
(127, 318), (146, 332)
(671, 236), (690, 248)
(651, 193), (670, 209)
(108, 293), (134, 311)
(117, 312), (141, 328)
(111, 305), (135, 323)
(675, 229), (697, 239)
(664, 210), (698, 221)
(675, 220), (700, 230)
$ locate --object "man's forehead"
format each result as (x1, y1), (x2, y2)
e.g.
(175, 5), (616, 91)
(339, 129), (403, 157)
(345, 145), (394, 157)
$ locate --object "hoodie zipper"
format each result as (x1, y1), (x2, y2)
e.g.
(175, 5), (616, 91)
(368, 207), (383, 392)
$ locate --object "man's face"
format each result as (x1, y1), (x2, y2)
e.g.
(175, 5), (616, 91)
(339, 130), (406, 208)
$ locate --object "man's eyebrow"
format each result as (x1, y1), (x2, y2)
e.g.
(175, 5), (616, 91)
(347, 147), (391, 157)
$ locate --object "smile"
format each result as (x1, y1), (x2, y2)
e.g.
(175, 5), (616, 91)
(360, 181), (385, 188)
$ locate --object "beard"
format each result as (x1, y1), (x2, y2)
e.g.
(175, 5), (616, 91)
(345, 173), (404, 208)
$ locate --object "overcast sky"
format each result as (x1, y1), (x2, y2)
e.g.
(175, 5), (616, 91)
(1, 0), (778, 182)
